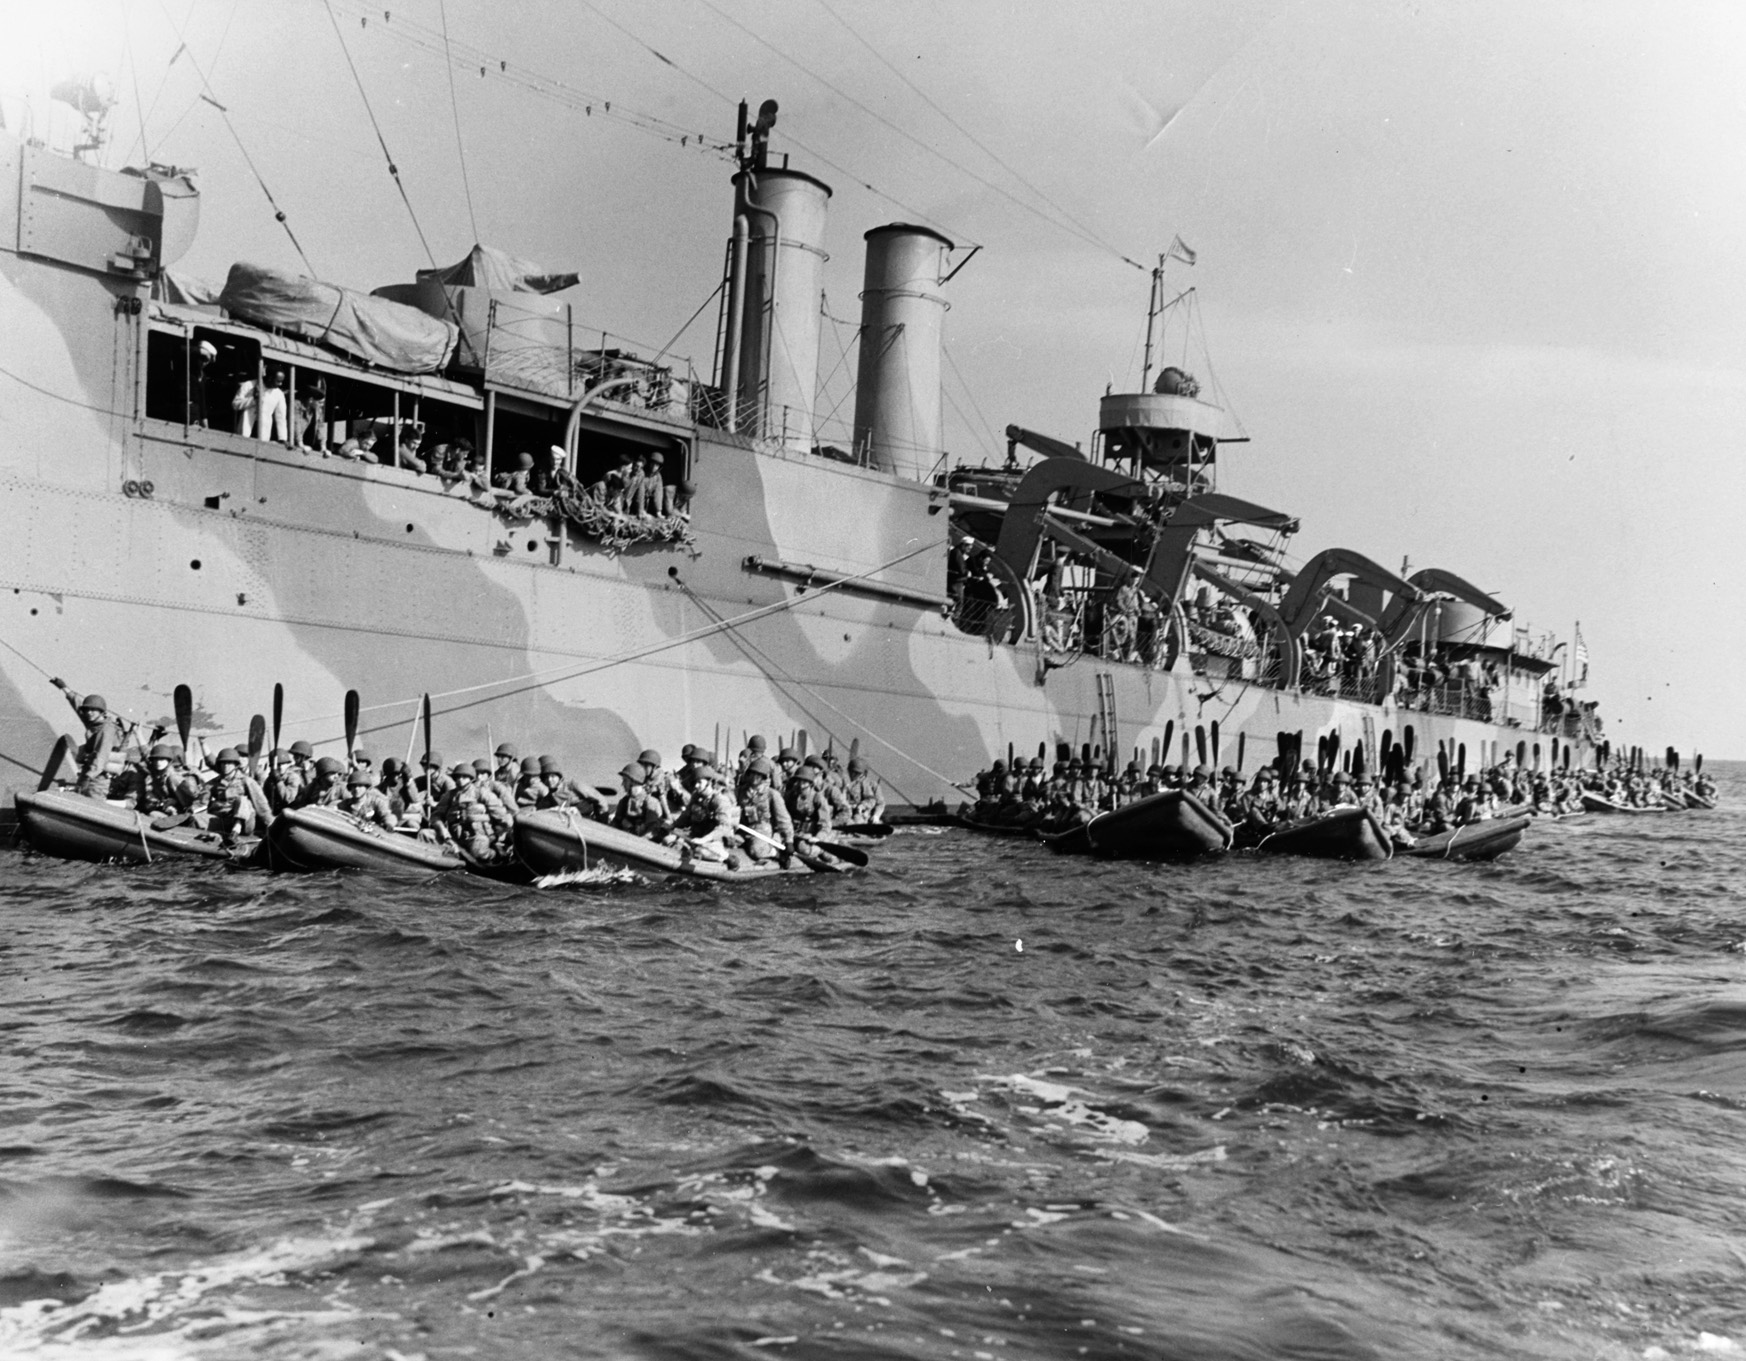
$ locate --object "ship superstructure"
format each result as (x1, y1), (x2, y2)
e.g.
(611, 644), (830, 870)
(0, 98), (1602, 810)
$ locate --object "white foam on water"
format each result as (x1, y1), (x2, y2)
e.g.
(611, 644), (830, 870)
(975, 1074), (1151, 1145)
(0, 1234), (375, 1357)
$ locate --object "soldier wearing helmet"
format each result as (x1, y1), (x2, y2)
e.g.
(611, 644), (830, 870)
(338, 766), (398, 830)
(612, 761), (667, 838)
(49, 679), (124, 798)
(534, 757), (610, 817)
(639, 748), (686, 818)
(205, 746), (271, 843)
(785, 758), (835, 840)
(295, 756), (349, 809)
(736, 757), (793, 861)
(843, 757), (885, 825)
(672, 761), (740, 860)
(111, 742), (201, 818)
(434, 763), (514, 858)
(415, 749), (454, 808)
(263, 748), (304, 815)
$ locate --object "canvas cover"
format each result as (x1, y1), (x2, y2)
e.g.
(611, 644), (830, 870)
(218, 262), (458, 374)
(417, 243), (578, 295)
(152, 269), (225, 309)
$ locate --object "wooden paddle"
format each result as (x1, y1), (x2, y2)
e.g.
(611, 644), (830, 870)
(813, 839), (870, 867)
(1437, 749), (1450, 784)
(1236, 732), (1245, 773)
(37, 735), (70, 791)
(740, 823), (840, 873)
(344, 689), (360, 763)
(1194, 725), (1207, 767)
(247, 715), (266, 778)
(422, 693), (433, 767)
(1210, 720), (1221, 768)
(272, 682), (283, 752)
(173, 684), (193, 761)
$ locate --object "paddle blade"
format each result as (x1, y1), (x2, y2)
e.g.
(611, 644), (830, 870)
(247, 714), (266, 770)
(173, 684), (193, 754)
(272, 683), (283, 751)
(814, 840), (869, 867)
(38, 735), (70, 791)
(799, 729), (809, 758)
(422, 694), (433, 764)
(1696, 753), (1704, 775)
(853, 738), (863, 762)
(1210, 720), (1220, 766)
(1236, 732), (1245, 773)
(344, 690), (360, 759)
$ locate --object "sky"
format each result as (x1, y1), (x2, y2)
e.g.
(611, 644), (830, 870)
(2, 0), (1742, 757)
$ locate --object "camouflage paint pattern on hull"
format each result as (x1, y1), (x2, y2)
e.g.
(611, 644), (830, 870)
(0, 168), (1588, 809)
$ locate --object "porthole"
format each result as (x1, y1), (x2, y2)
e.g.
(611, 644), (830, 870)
(190, 560), (202, 570)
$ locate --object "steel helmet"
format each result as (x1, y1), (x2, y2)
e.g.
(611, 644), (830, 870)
(618, 763), (647, 785)
(747, 757), (775, 778)
(382, 757), (405, 776)
(451, 763), (475, 779)
(78, 693), (107, 713)
(638, 749), (662, 768)
(315, 756), (344, 776)
(347, 769), (370, 786)
(777, 748), (800, 763)
(148, 743), (174, 760)
(472, 758), (492, 774)
(215, 747), (242, 766)
(520, 755), (543, 774)
(290, 740), (314, 758)
(494, 743), (517, 759)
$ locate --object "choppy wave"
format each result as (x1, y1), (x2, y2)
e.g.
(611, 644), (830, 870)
(1, 764), (1743, 1358)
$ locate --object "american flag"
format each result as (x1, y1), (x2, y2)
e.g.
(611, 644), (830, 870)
(1573, 624), (1589, 686)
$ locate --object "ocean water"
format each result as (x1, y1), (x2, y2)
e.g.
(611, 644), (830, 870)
(2, 767), (1743, 1360)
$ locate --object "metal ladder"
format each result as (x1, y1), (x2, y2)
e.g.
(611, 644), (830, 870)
(1094, 672), (1119, 770)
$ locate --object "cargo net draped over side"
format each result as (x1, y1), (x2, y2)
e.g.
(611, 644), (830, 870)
(483, 338), (697, 554)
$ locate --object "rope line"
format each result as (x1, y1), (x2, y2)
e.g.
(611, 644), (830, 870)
(806, 0), (1144, 271)
(322, 0), (440, 269)
(437, 0), (481, 245)
(158, 0), (314, 274)
(675, 578), (964, 800)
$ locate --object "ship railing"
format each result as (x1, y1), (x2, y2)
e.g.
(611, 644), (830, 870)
(480, 310), (701, 423)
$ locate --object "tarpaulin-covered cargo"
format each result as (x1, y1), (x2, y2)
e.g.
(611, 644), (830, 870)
(373, 243), (580, 388)
(218, 262), (458, 374)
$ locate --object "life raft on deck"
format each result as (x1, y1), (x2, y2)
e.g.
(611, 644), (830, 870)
(514, 808), (810, 881)
(1043, 790), (1233, 861)
(1404, 814), (1531, 862)
(1258, 806), (1393, 861)
(264, 806), (465, 874)
(14, 789), (243, 865)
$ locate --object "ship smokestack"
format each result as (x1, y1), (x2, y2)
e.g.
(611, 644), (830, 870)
(727, 165), (832, 452)
(853, 224), (953, 479)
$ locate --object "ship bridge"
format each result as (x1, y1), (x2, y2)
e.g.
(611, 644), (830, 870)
(1096, 368), (1247, 496)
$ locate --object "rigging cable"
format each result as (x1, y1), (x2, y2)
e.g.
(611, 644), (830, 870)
(157, 0), (314, 275)
(691, 0), (1142, 269)
(322, 0), (440, 269)
(806, 0), (1146, 272)
(674, 578), (964, 803)
(575, 0), (968, 246)
(437, 0), (481, 244)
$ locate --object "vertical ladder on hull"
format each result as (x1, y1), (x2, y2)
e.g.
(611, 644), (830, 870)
(1094, 672), (1119, 773)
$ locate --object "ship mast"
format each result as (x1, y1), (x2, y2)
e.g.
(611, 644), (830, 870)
(1139, 254), (1165, 394)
